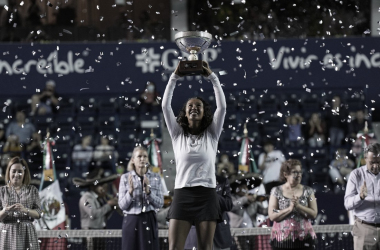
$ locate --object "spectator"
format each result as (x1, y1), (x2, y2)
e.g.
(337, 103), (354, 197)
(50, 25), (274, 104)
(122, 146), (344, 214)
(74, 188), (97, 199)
(344, 143), (380, 249)
(71, 135), (93, 177)
(329, 148), (355, 188)
(26, 132), (43, 171)
(349, 110), (372, 139)
(30, 80), (59, 116)
(26, 0), (42, 27)
(285, 114), (304, 147)
(93, 136), (118, 171)
(327, 96), (348, 146)
(306, 112), (326, 147)
(228, 174), (267, 249)
(6, 110), (35, 145)
(73, 168), (118, 249)
(118, 146), (164, 250)
(139, 81), (159, 112)
(258, 140), (286, 194)
(1, 135), (22, 170)
(0, 0), (22, 43)
(216, 153), (236, 181)
(0, 157), (43, 250)
(0, 123), (6, 147)
(268, 159), (318, 249)
(0, 0), (22, 29)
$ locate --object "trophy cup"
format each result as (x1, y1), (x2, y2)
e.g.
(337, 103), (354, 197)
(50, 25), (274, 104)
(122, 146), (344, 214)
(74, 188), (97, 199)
(174, 31), (212, 75)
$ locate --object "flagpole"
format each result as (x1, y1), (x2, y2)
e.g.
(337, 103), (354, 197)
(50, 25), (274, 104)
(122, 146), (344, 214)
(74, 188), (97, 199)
(356, 121), (369, 168)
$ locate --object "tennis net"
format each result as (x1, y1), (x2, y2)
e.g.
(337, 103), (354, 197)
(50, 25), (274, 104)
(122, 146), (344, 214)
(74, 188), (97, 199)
(37, 224), (353, 250)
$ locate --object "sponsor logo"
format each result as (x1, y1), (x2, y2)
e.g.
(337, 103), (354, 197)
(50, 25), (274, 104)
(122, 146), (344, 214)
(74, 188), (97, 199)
(135, 47), (220, 74)
(0, 51), (86, 75)
(267, 46), (380, 71)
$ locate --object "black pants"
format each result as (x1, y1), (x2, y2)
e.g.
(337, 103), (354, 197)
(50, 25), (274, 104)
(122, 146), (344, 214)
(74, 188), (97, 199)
(122, 211), (159, 250)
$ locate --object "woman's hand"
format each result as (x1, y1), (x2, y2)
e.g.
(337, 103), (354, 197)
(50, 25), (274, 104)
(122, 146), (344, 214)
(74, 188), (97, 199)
(14, 203), (28, 214)
(174, 62), (186, 77)
(143, 175), (150, 194)
(291, 195), (299, 210)
(2, 204), (17, 213)
(128, 174), (134, 195)
(201, 61), (213, 77)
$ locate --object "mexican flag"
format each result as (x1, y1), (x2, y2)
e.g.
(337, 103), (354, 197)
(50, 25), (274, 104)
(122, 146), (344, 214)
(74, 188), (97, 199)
(144, 133), (168, 195)
(35, 137), (67, 250)
(237, 125), (259, 173)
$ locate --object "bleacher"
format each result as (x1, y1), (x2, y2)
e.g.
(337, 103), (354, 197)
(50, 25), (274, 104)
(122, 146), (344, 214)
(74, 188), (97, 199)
(0, 86), (368, 194)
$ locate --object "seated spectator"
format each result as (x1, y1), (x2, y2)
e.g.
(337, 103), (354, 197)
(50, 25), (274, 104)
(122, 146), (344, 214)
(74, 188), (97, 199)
(306, 113), (326, 147)
(73, 168), (118, 249)
(348, 110), (372, 139)
(139, 81), (159, 112)
(6, 110), (35, 146)
(285, 114), (304, 147)
(329, 148), (355, 188)
(327, 95), (348, 146)
(26, 0), (42, 27)
(216, 153), (236, 180)
(31, 80), (59, 116)
(26, 132), (43, 170)
(93, 136), (119, 171)
(71, 135), (93, 178)
(1, 134), (22, 169)
(258, 140), (286, 194)
(0, 123), (6, 147)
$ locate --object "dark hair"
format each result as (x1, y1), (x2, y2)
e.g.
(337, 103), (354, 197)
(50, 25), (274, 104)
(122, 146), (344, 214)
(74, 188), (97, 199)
(176, 97), (213, 136)
(263, 139), (274, 147)
(365, 143), (380, 157)
(5, 157), (31, 186)
(280, 159), (302, 182)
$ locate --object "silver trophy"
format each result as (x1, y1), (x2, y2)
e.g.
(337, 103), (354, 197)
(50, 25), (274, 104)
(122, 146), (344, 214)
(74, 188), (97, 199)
(174, 31), (212, 75)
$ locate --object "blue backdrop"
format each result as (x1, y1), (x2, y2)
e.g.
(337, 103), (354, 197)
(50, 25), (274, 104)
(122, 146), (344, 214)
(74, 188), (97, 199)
(0, 37), (379, 119)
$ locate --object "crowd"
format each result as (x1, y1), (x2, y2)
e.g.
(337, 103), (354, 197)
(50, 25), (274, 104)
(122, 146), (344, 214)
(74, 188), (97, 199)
(0, 62), (377, 250)
(0, 0), (372, 43)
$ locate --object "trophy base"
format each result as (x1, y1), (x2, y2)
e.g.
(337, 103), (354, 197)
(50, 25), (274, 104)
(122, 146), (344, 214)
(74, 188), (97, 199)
(178, 60), (203, 75)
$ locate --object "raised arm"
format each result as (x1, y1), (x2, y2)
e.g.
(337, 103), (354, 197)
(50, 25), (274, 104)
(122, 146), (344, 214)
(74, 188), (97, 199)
(203, 62), (226, 140)
(161, 73), (182, 139)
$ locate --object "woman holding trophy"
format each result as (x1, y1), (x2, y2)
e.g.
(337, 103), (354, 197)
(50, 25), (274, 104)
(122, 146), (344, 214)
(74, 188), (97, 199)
(162, 31), (227, 250)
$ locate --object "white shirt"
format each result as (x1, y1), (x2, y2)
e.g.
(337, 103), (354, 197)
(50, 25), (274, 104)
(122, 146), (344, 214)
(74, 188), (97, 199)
(258, 150), (285, 184)
(162, 73), (226, 189)
(344, 165), (380, 223)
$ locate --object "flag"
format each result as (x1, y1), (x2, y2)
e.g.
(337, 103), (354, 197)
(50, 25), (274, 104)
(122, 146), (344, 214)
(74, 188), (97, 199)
(144, 129), (168, 195)
(35, 135), (67, 250)
(237, 124), (259, 173)
(354, 121), (377, 168)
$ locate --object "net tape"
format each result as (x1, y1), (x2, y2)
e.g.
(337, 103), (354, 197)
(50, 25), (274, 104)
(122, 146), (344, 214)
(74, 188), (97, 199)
(37, 224), (353, 238)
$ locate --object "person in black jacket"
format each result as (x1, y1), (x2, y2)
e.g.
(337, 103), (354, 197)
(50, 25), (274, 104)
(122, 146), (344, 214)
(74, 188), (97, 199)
(184, 174), (234, 250)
